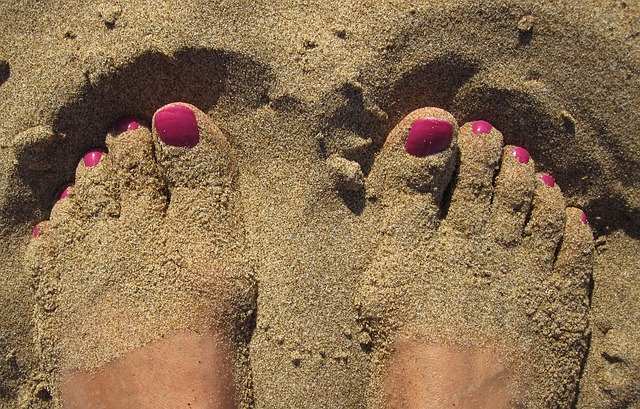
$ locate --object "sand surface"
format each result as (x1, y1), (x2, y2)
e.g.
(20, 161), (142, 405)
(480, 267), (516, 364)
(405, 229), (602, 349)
(0, 0), (638, 408)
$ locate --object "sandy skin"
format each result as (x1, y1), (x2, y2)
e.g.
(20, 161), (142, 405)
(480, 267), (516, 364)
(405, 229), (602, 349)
(357, 108), (594, 408)
(28, 103), (256, 408)
(25, 105), (595, 408)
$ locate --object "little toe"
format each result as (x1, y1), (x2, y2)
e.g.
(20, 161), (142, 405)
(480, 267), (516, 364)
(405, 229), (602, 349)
(152, 103), (238, 227)
(524, 174), (566, 262)
(486, 146), (536, 245)
(552, 207), (594, 304)
(538, 207), (594, 390)
(105, 118), (167, 222)
(28, 220), (59, 315)
(444, 120), (503, 235)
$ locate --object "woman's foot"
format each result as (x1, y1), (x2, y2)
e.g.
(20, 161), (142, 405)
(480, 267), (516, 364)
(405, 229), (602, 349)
(28, 103), (256, 408)
(357, 109), (594, 407)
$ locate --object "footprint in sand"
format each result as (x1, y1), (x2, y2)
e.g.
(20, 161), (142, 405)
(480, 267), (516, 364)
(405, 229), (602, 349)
(356, 108), (594, 408)
(27, 103), (256, 408)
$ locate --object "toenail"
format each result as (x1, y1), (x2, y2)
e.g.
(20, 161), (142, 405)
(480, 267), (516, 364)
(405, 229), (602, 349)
(114, 116), (140, 134)
(58, 185), (72, 200)
(539, 173), (555, 187)
(405, 118), (453, 157)
(33, 225), (39, 238)
(511, 147), (530, 164)
(154, 105), (200, 148)
(83, 151), (103, 168)
(581, 212), (589, 224)
(472, 120), (493, 135)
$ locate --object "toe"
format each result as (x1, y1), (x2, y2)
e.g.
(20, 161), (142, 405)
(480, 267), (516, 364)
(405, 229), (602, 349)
(366, 108), (459, 250)
(486, 146), (536, 245)
(152, 103), (239, 228)
(539, 207), (593, 375)
(105, 119), (167, 222)
(72, 149), (120, 219)
(444, 120), (503, 235)
(48, 184), (79, 226)
(368, 107), (458, 203)
(524, 173), (566, 262)
(29, 220), (64, 384)
(28, 220), (59, 314)
(552, 207), (594, 306)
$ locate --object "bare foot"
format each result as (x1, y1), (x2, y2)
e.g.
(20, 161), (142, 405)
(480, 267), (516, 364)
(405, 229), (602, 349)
(357, 109), (594, 407)
(28, 103), (256, 408)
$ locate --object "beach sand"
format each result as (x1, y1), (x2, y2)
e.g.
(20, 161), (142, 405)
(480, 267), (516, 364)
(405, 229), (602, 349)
(0, 0), (638, 407)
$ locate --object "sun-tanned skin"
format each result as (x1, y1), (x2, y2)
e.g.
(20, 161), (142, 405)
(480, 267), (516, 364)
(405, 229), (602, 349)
(61, 332), (235, 408)
(357, 108), (593, 408)
(29, 103), (255, 408)
(382, 344), (513, 409)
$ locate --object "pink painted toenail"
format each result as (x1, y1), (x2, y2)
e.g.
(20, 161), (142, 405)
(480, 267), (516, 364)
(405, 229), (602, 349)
(114, 116), (140, 134)
(154, 105), (200, 148)
(581, 212), (588, 224)
(405, 118), (453, 157)
(512, 147), (530, 164)
(83, 151), (103, 167)
(58, 185), (72, 200)
(472, 120), (493, 135)
(539, 173), (555, 187)
(33, 225), (39, 238)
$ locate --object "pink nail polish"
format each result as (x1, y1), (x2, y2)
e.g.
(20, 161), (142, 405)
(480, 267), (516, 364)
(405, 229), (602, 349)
(114, 116), (140, 134)
(472, 120), (493, 135)
(58, 184), (72, 200)
(512, 147), (530, 164)
(33, 225), (40, 238)
(539, 173), (555, 187)
(405, 118), (453, 157)
(83, 151), (103, 168)
(580, 212), (588, 224)
(154, 105), (200, 148)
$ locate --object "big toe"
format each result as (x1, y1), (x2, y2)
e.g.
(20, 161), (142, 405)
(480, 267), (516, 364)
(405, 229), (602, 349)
(152, 103), (239, 225)
(367, 108), (458, 216)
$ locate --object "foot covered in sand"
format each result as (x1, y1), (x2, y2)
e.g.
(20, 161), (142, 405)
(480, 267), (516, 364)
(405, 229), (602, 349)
(357, 108), (594, 408)
(28, 103), (256, 408)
